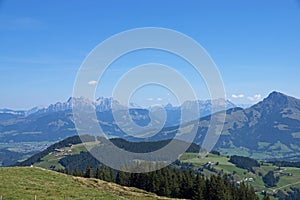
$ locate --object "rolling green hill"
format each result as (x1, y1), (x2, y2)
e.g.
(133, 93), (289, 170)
(16, 135), (200, 171)
(0, 167), (173, 200)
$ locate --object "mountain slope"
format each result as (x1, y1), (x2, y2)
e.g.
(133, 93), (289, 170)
(132, 91), (300, 160)
(0, 109), (25, 120)
(205, 91), (300, 160)
(0, 167), (172, 200)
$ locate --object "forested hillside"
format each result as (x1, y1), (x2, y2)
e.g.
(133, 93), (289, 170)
(58, 164), (259, 200)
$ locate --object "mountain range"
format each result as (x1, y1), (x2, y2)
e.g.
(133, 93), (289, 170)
(1, 91), (300, 166)
(0, 97), (237, 142)
(0, 97), (237, 119)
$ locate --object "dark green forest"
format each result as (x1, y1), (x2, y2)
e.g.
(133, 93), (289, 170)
(57, 164), (260, 200)
(262, 171), (280, 188)
(229, 155), (260, 172)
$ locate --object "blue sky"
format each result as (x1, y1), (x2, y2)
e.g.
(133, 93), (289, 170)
(0, 0), (300, 109)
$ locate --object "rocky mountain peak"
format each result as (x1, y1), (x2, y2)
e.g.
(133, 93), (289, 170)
(258, 91), (300, 112)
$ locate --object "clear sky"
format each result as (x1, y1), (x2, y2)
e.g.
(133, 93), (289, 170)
(0, 0), (300, 109)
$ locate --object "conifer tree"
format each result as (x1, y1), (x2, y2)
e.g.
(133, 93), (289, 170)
(102, 166), (112, 182)
(192, 173), (205, 200)
(84, 166), (93, 178)
(116, 171), (130, 186)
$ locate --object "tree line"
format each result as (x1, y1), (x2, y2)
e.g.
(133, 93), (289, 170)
(270, 160), (300, 168)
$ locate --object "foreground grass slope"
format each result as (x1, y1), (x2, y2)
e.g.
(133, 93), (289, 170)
(0, 167), (172, 200)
